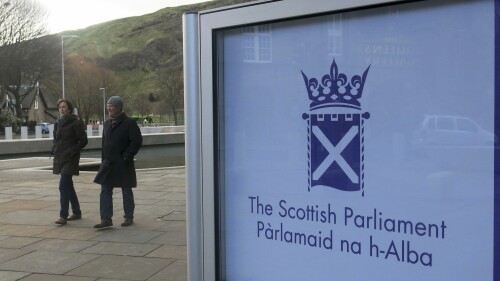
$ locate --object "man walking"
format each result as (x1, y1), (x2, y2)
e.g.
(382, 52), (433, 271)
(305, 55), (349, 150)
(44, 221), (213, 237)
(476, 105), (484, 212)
(94, 96), (143, 228)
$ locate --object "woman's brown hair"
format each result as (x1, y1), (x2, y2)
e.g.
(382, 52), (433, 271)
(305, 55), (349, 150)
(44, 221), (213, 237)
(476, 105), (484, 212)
(56, 99), (74, 114)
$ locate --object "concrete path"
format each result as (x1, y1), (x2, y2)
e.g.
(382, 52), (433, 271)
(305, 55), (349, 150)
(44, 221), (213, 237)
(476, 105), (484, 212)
(0, 157), (187, 281)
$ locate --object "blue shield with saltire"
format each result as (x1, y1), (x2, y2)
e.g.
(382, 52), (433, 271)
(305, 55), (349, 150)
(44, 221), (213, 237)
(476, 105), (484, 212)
(307, 112), (365, 193)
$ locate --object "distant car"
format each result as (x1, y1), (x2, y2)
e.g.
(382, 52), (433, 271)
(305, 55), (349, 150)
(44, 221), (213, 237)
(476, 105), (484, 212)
(37, 122), (50, 134)
(412, 115), (497, 147)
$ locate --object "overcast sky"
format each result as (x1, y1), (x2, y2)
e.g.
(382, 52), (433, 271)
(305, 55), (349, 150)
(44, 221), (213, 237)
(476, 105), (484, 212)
(43, 0), (211, 34)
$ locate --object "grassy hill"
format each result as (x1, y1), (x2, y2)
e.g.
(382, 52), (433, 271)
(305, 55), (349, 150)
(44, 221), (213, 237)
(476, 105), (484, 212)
(58, 0), (254, 99)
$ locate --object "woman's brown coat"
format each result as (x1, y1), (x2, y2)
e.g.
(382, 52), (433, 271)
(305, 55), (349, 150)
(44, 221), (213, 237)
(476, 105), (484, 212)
(51, 115), (88, 175)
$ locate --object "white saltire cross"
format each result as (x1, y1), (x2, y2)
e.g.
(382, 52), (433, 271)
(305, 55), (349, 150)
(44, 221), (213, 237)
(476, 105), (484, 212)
(312, 125), (359, 183)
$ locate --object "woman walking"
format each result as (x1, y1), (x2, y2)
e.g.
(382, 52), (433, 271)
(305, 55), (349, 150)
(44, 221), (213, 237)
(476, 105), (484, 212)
(51, 99), (88, 225)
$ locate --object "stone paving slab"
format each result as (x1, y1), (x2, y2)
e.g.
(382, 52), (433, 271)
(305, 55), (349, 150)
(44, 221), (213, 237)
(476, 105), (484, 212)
(18, 274), (97, 281)
(81, 241), (161, 257)
(0, 158), (187, 280)
(159, 210), (186, 221)
(92, 229), (165, 244)
(154, 199), (185, 207)
(148, 231), (187, 245)
(23, 238), (98, 252)
(0, 224), (56, 236)
(8, 194), (47, 200)
(67, 255), (175, 280)
(35, 225), (104, 240)
(0, 198), (14, 204)
(0, 270), (31, 281)
(147, 259), (187, 281)
(0, 209), (56, 225)
(0, 236), (43, 249)
(146, 245), (187, 259)
(132, 189), (167, 197)
(0, 248), (34, 263)
(158, 193), (186, 201)
(134, 205), (179, 217)
(0, 200), (54, 213)
(0, 250), (99, 274)
(151, 220), (186, 232)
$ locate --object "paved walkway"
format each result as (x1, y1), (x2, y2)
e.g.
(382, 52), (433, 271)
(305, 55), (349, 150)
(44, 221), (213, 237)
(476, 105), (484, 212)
(0, 157), (187, 281)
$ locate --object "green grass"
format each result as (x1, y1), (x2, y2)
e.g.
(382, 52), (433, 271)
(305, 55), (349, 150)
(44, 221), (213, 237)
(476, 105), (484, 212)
(54, 0), (254, 99)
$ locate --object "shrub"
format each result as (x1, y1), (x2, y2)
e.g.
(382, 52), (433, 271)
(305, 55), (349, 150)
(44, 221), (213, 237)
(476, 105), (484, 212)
(0, 110), (21, 131)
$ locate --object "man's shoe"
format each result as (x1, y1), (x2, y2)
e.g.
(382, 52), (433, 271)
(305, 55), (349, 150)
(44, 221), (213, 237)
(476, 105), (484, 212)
(67, 214), (82, 221)
(121, 218), (134, 227)
(93, 220), (113, 229)
(55, 217), (67, 225)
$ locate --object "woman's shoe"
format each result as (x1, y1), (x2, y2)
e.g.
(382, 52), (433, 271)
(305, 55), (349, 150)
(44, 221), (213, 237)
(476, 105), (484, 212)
(67, 214), (82, 221)
(55, 217), (67, 225)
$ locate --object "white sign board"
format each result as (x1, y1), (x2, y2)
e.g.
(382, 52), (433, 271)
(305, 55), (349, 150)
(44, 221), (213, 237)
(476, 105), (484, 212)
(190, 0), (499, 280)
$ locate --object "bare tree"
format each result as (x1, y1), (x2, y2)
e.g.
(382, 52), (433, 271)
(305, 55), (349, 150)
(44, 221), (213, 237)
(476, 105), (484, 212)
(157, 69), (183, 125)
(65, 55), (118, 123)
(0, 0), (47, 46)
(127, 92), (153, 125)
(0, 0), (51, 121)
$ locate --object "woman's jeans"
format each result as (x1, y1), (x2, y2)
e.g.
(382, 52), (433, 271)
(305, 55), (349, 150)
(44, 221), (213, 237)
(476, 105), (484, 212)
(100, 184), (135, 221)
(59, 173), (81, 218)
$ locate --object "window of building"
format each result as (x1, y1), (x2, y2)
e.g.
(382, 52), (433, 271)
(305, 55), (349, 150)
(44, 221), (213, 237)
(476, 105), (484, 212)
(242, 24), (272, 62)
(328, 14), (343, 56)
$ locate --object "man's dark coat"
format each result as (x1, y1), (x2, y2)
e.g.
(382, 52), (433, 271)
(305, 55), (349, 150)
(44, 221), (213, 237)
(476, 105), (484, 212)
(94, 113), (142, 187)
(51, 115), (88, 175)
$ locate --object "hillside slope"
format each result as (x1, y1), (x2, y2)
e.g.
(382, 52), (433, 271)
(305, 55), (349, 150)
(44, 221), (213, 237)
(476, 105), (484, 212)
(59, 0), (254, 97)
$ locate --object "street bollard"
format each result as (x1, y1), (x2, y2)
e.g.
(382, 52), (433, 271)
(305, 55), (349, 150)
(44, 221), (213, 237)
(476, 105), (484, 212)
(49, 124), (54, 138)
(35, 126), (42, 139)
(5, 127), (12, 140)
(87, 125), (93, 137)
(21, 126), (28, 139)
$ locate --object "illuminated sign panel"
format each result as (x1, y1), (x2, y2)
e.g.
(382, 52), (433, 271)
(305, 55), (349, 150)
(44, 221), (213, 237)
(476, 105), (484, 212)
(190, 0), (500, 280)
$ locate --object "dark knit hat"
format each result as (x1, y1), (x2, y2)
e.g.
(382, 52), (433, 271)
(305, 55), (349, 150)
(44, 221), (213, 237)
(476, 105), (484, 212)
(107, 96), (123, 110)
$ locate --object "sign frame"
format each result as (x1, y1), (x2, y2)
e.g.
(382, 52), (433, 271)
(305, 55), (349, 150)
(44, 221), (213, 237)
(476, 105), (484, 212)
(184, 0), (500, 280)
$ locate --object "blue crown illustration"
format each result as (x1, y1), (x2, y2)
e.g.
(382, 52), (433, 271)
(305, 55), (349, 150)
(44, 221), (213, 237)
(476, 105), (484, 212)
(301, 59), (370, 110)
